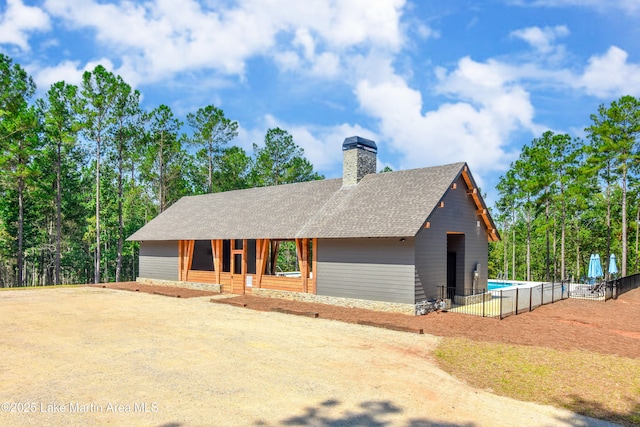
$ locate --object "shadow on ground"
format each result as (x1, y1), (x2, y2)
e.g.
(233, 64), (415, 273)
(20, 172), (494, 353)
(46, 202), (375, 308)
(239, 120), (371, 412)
(254, 399), (476, 427)
(557, 395), (640, 427)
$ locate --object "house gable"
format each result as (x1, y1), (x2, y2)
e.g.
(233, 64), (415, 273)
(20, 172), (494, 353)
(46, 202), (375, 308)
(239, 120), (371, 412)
(415, 173), (490, 301)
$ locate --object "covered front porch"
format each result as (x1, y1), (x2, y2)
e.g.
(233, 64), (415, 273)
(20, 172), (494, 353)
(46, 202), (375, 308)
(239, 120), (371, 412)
(178, 238), (317, 295)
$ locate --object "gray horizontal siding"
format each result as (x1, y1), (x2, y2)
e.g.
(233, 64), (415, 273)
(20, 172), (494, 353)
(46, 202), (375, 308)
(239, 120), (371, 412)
(414, 268), (425, 301)
(415, 174), (488, 301)
(415, 224), (446, 301)
(317, 238), (415, 304)
(139, 241), (179, 281)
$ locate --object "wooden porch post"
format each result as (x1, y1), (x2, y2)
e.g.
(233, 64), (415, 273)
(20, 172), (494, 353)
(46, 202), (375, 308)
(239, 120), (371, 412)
(179, 240), (194, 281)
(178, 240), (184, 281)
(242, 239), (248, 294)
(211, 240), (221, 284)
(302, 238), (309, 293)
(311, 238), (318, 294)
(296, 238), (309, 293)
(256, 239), (269, 288)
(186, 240), (194, 272)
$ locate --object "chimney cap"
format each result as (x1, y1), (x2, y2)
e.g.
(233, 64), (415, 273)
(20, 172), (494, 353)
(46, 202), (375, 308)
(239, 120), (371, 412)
(342, 136), (377, 153)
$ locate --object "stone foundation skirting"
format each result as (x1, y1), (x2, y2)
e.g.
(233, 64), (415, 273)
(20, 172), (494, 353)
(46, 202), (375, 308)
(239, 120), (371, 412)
(453, 292), (491, 305)
(136, 277), (221, 293)
(414, 299), (451, 315)
(251, 288), (416, 315)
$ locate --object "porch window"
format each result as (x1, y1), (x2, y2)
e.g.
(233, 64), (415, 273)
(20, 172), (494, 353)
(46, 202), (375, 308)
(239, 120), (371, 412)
(247, 239), (257, 274)
(222, 240), (231, 272)
(263, 239), (311, 277)
(191, 240), (214, 271)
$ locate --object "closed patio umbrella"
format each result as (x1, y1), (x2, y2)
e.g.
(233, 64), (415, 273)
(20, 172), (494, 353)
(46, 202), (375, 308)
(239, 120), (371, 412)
(609, 253), (618, 277)
(588, 254), (603, 281)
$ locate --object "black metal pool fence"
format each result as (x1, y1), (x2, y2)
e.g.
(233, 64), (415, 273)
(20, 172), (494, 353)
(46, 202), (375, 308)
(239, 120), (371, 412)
(614, 273), (640, 296)
(568, 273), (640, 301)
(438, 273), (640, 319)
(439, 283), (568, 319)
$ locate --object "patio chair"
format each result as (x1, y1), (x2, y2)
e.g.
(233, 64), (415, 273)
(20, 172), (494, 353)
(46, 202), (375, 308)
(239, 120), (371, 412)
(590, 280), (606, 295)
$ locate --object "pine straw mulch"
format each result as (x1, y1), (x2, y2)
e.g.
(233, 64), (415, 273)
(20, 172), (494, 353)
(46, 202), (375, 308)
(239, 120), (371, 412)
(92, 282), (640, 359)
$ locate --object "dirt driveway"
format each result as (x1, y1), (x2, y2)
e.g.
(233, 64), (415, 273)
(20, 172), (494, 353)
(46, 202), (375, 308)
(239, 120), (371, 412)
(0, 287), (617, 426)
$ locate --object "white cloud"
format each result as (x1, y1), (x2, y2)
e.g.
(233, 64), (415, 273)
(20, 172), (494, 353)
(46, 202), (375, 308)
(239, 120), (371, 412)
(346, 40), (640, 186)
(355, 56), (540, 177)
(235, 114), (378, 177)
(510, 25), (569, 54)
(41, 0), (406, 84)
(28, 58), (115, 93)
(0, 0), (51, 50)
(309, 52), (341, 78)
(434, 57), (517, 104)
(288, 122), (378, 174)
(575, 46), (640, 98)
(274, 51), (302, 72)
(294, 28), (316, 60)
(416, 23), (440, 40)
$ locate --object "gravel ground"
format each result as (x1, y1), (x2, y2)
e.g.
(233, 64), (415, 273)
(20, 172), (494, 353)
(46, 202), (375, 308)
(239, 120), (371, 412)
(0, 287), (619, 427)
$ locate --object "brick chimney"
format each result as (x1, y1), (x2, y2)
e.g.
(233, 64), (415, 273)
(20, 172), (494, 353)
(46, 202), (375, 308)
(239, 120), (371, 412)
(342, 136), (377, 186)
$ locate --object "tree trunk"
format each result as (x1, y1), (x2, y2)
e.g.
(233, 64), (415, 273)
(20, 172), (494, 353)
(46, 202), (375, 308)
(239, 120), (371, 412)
(634, 205), (640, 273)
(103, 238), (108, 282)
(512, 211), (516, 280)
(55, 139), (61, 285)
(208, 144), (213, 193)
(545, 192), (550, 281)
(526, 204), (531, 282)
(95, 138), (101, 284)
(621, 165), (628, 277)
(576, 222), (580, 281)
(561, 200), (566, 282)
(116, 147), (123, 283)
(552, 216), (557, 284)
(17, 176), (24, 287)
(503, 223), (508, 280)
(158, 132), (165, 213)
(605, 179), (611, 280)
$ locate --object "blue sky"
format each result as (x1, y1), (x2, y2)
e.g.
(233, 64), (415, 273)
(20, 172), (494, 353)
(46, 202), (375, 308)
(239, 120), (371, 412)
(1, 0), (640, 205)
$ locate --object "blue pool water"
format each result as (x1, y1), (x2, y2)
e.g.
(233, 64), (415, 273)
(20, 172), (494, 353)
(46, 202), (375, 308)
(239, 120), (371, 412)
(487, 280), (517, 290)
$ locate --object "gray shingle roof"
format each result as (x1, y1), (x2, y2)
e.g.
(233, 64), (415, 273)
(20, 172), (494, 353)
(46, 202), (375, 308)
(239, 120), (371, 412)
(127, 162), (471, 241)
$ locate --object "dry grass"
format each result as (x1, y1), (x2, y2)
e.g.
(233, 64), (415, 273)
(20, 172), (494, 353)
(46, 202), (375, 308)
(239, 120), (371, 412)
(435, 337), (640, 426)
(0, 284), (80, 291)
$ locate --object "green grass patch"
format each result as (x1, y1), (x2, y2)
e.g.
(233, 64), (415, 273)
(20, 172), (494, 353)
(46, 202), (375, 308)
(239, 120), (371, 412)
(435, 337), (640, 426)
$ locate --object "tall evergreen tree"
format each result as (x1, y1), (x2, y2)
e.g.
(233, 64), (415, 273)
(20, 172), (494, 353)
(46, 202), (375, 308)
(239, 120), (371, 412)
(251, 128), (323, 187)
(587, 95), (640, 276)
(79, 65), (117, 284)
(110, 76), (143, 282)
(38, 81), (81, 285)
(142, 105), (186, 213)
(186, 105), (238, 193)
(0, 54), (38, 287)
(213, 146), (252, 191)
